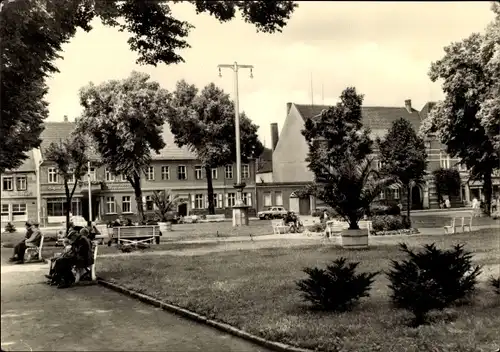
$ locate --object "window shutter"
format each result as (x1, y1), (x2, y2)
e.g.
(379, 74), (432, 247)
(205, 194), (209, 208)
(142, 196), (146, 205)
(191, 194), (195, 210)
(217, 194), (222, 208)
(247, 192), (252, 207)
(225, 193), (229, 207)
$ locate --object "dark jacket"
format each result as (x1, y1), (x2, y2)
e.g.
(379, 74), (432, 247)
(24, 227), (33, 239)
(71, 235), (94, 268)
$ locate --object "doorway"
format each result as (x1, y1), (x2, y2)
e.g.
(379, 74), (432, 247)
(178, 203), (187, 217)
(411, 186), (423, 210)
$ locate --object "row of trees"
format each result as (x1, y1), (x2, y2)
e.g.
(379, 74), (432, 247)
(0, 0), (297, 173)
(45, 72), (264, 229)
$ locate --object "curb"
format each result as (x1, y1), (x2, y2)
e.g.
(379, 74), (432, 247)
(98, 279), (313, 352)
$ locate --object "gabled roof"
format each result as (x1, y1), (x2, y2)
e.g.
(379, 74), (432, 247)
(294, 103), (422, 133)
(419, 101), (437, 120)
(39, 121), (197, 161)
(256, 147), (273, 173)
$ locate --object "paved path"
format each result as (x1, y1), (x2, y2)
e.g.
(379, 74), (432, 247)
(0, 250), (270, 352)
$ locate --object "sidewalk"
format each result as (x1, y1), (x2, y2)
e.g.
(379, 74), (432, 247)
(0, 249), (269, 352)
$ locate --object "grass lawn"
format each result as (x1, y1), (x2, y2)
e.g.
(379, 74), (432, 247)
(98, 228), (500, 352)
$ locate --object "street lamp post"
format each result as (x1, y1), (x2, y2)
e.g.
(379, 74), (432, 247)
(218, 62), (254, 226)
(87, 161), (92, 224)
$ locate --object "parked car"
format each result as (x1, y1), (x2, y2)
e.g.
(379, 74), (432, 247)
(257, 206), (288, 220)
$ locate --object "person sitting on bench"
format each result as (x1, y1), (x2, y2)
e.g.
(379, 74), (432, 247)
(47, 228), (94, 289)
(9, 221), (42, 264)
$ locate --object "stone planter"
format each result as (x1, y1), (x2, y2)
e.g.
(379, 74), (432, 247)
(341, 228), (369, 249)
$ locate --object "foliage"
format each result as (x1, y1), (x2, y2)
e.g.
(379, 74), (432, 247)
(387, 243), (481, 326)
(307, 222), (327, 233)
(302, 87), (395, 229)
(167, 80), (263, 214)
(151, 190), (185, 222)
(296, 257), (379, 311)
(4, 222), (16, 233)
(489, 276), (500, 295)
(371, 215), (406, 232)
(420, 4), (500, 215)
(44, 134), (89, 233)
(432, 168), (461, 201)
(377, 118), (427, 225)
(77, 71), (170, 223)
(0, 0), (297, 173)
(369, 204), (401, 216)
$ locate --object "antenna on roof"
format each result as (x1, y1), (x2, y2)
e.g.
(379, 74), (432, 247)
(310, 72), (314, 107)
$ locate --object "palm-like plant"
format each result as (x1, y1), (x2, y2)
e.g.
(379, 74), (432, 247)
(309, 157), (395, 229)
(151, 190), (185, 222)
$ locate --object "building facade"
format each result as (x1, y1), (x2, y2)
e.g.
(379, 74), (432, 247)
(1, 121), (258, 227)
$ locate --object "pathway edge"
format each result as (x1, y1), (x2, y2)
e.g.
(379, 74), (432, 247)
(97, 278), (313, 352)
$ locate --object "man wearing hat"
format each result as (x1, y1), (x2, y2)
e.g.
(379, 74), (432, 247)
(9, 221), (42, 264)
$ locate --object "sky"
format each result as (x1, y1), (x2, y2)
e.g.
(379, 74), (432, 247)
(45, 1), (496, 148)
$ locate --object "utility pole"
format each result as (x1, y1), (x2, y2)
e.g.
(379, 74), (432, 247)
(87, 161), (92, 224)
(218, 62), (253, 226)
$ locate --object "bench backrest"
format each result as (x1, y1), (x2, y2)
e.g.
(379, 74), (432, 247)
(113, 225), (160, 238)
(206, 214), (225, 220)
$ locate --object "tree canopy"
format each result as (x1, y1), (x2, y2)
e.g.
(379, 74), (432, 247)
(0, 0), (297, 172)
(167, 80), (264, 214)
(76, 71), (171, 222)
(419, 2), (500, 214)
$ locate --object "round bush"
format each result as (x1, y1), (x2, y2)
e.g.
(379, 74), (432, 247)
(372, 215), (405, 232)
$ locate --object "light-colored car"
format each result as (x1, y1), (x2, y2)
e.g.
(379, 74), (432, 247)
(257, 206), (288, 220)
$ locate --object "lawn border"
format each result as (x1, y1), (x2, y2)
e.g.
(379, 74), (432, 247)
(97, 278), (314, 352)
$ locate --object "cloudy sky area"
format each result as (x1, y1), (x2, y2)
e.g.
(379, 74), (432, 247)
(45, 1), (495, 147)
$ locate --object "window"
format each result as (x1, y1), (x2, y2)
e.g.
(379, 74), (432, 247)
(242, 164), (249, 179)
(145, 196), (154, 211)
(377, 160), (383, 170)
(105, 169), (115, 182)
(195, 166), (203, 180)
(145, 166), (154, 181)
(48, 168), (58, 183)
(88, 167), (96, 182)
(1, 204), (9, 221)
(121, 174), (128, 182)
(106, 197), (116, 214)
(195, 194), (204, 209)
(211, 193), (218, 208)
(440, 152), (451, 169)
(15, 176), (27, 191)
(227, 193), (236, 207)
(2, 176), (13, 191)
(122, 196), (131, 213)
(12, 203), (27, 221)
(178, 166), (187, 180)
(67, 169), (75, 184)
(161, 166), (170, 180)
(393, 188), (400, 200)
(46, 198), (82, 216)
(225, 165), (233, 179)
(243, 192), (252, 206)
(212, 168), (218, 180)
(263, 192), (272, 207)
(275, 191), (283, 206)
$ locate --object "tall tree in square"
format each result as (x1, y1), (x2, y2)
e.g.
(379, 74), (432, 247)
(76, 71), (171, 223)
(302, 87), (393, 229)
(377, 118), (428, 225)
(421, 2), (500, 215)
(0, 0), (297, 173)
(167, 80), (263, 215)
(44, 134), (89, 233)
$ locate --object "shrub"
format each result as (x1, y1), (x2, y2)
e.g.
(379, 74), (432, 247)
(307, 222), (326, 233)
(370, 204), (401, 216)
(296, 257), (379, 311)
(4, 222), (16, 233)
(372, 215), (405, 232)
(490, 276), (500, 295)
(387, 243), (481, 326)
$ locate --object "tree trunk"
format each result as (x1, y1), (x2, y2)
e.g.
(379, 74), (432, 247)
(205, 165), (215, 215)
(65, 181), (71, 235)
(407, 184), (412, 227)
(348, 214), (360, 229)
(483, 169), (493, 216)
(130, 173), (145, 224)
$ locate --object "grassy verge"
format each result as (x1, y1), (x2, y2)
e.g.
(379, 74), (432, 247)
(98, 229), (500, 352)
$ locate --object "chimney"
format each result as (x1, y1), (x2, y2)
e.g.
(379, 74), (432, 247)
(271, 123), (279, 151)
(404, 99), (412, 113)
(63, 115), (68, 122)
(286, 102), (292, 115)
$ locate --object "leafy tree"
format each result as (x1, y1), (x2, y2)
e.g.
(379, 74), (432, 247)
(44, 134), (89, 233)
(167, 80), (263, 214)
(151, 190), (185, 223)
(77, 71), (170, 223)
(432, 168), (461, 204)
(377, 118), (427, 224)
(302, 87), (394, 229)
(420, 3), (500, 215)
(0, 0), (297, 173)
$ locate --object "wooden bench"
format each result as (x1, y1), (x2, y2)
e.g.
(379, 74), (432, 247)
(25, 235), (44, 262)
(272, 219), (289, 234)
(74, 241), (99, 283)
(112, 225), (161, 246)
(444, 215), (473, 234)
(203, 214), (226, 222)
(358, 220), (373, 236)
